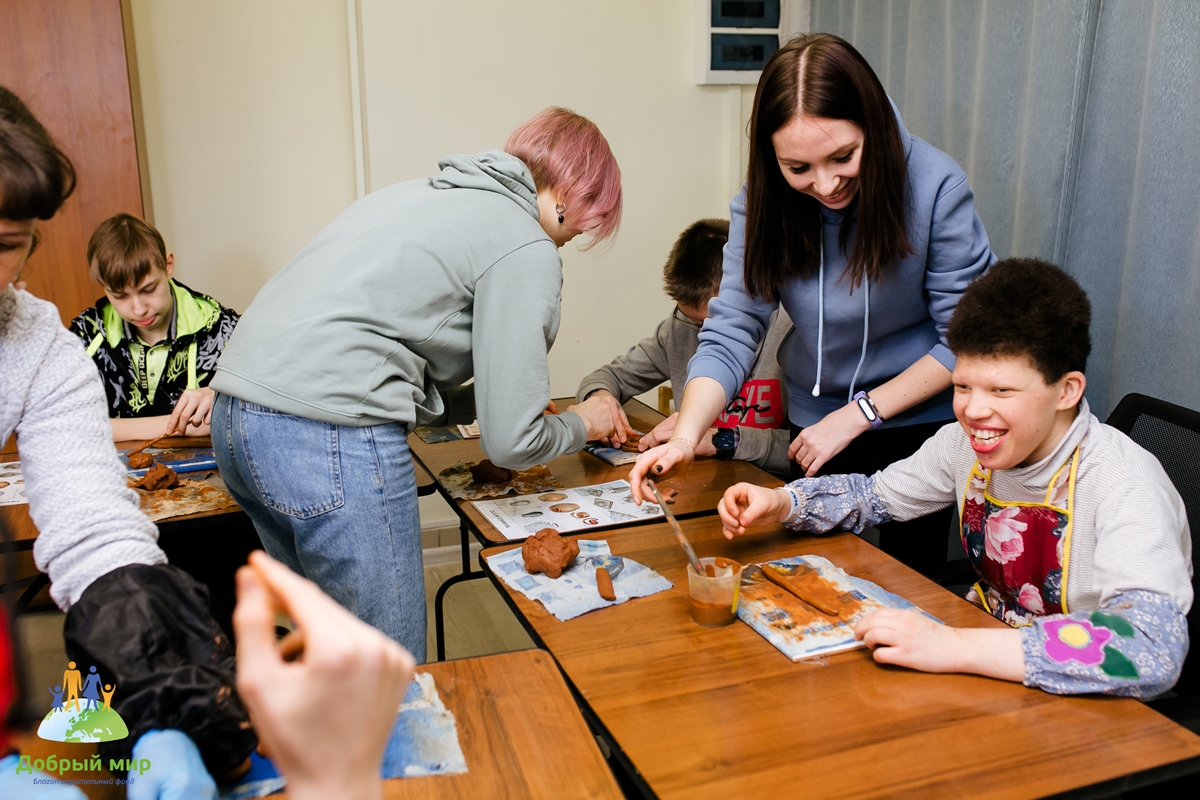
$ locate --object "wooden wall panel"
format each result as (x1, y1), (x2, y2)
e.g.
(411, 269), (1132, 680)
(0, 0), (144, 324)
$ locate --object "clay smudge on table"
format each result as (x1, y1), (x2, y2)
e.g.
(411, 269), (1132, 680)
(761, 564), (843, 616)
(744, 564), (865, 632)
(521, 528), (580, 579)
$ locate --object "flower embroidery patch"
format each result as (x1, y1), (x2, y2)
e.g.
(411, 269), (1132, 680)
(1042, 613), (1139, 678)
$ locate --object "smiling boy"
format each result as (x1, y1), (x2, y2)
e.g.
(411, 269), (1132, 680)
(69, 214), (239, 440)
(718, 258), (1192, 696)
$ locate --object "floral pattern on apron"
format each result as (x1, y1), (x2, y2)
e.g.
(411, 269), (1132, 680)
(960, 445), (1080, 627)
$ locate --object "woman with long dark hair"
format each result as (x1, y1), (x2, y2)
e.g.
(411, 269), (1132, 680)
(632, 34), (996, 570)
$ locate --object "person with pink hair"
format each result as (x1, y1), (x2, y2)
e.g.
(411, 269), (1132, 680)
(211, 108), (624, 661)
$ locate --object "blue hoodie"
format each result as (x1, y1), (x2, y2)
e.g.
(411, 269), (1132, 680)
(689, 107), (996, 428)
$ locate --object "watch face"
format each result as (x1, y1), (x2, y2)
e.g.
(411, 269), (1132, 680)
(713, 429), (736, 450)
(857, 398), (878, 421)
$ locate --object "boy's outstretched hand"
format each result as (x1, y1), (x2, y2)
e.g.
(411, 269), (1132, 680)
(234, 551), (415, 800)
(717, 482), (791, 539)
(166, 387), (215, 436)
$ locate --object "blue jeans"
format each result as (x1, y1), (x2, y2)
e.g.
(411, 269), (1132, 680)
(212, 392), (426, 662)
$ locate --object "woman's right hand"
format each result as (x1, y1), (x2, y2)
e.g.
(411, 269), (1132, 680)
(568, 392), (633, 444)
(628, 439), (695, 503)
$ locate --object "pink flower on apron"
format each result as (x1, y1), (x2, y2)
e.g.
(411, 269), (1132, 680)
(985, 506), (1027, 564)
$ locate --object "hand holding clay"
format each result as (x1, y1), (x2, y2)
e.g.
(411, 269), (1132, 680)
(166, 387), (216, 436)
(521, 528), (579, 578)
(717, 483), (791, 539)
(570, 391), (633, 445)
(234, 551), (414, 800)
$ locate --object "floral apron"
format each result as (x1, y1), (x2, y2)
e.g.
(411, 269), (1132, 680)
(959, 446), (1080, 627)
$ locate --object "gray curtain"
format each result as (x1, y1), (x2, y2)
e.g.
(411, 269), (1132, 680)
(811, 0), (1200, 417)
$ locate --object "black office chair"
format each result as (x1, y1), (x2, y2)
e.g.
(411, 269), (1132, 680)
(1106, 393), (1200, 707)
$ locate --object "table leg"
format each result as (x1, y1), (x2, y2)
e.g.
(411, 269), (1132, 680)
(11, 572), (50, 617)
(433, 518), (487, 661)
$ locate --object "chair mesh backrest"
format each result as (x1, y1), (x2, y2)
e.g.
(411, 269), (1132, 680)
(1108, 394), (1200, 550)
(1129, 415), (1200, 538)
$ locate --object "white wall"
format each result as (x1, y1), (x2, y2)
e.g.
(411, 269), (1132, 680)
(128, 1), (770, 526)
(357, 0), (743, 398)
(128, 0), (359, 313)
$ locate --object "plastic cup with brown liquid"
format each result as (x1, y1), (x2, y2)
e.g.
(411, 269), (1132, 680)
(687, 557), (744, 627)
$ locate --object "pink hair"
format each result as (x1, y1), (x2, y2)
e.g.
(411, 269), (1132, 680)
(505, 107), (622, 248)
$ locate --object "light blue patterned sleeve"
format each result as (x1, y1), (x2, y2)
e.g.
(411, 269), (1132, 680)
(781, 474), (892, 535)
(1020, 590), (1189, 698)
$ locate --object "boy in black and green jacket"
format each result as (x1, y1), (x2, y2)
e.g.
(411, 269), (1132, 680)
(69, 213), (239, 440)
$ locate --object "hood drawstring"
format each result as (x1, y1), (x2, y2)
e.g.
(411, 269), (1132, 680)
(810, 236), (872, 402)
(812, 239), (824, 397)
(847, 275), (870, 402)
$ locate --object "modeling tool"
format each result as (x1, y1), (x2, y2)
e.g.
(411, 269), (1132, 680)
(126, 433), (171, 459)
(648, 479), (703, 575)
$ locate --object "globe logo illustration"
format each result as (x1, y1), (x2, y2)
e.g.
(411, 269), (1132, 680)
(37, 661), (128, 743)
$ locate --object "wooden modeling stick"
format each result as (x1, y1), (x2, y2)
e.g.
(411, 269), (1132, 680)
(760, 564), (841, 616)
(126, 433), (171, 458)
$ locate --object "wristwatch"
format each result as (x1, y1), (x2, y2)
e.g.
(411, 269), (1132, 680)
(712, 427), (739, 459)
(852, 391), (884, 428)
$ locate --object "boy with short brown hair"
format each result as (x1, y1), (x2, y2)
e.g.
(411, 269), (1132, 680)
(577, 218), (793, 475)
(70, 213), (239, 440)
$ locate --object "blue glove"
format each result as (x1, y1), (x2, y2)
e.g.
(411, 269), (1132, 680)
(0, 753), (88, 799)
(127, 729), (218, 800)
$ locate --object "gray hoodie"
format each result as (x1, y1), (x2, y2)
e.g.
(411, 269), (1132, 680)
(212, 151), (586, 469)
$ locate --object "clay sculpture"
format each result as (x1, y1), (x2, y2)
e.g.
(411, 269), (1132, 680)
(521, 527), (579, 579)
(132, 462), (180, 491)
(469, 459), (514, 484)
(128, 452), (155, 469)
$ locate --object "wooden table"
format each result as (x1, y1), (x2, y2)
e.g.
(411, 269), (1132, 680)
(382, 649), (621, 798)
(14, 649), (621, 800)
(481, 516), (1200, 799)
(409, 398), (782, 660)
(408, 398), (780, 545)
(0, 437), (258, 635)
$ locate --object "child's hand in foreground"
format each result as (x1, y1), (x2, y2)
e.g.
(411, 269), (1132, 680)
(234, 551), (415, 800)
(718, 483), (791, 538)
(854, 609), (1024, 681)
(166, 387), (215, 435)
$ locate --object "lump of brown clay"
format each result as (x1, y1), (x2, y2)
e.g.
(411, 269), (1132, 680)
(521, 528), (579, 579)
(618, 431), (643, 452)
(128, 452), (155, 469)
(595, 566), (616, 600)
(133, 462), (180, 491)
(469, 459), (514, 484)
